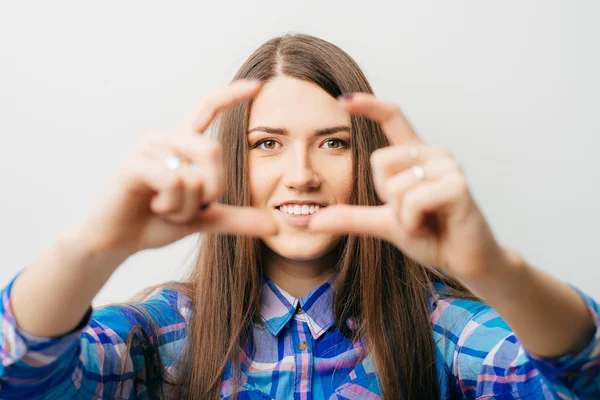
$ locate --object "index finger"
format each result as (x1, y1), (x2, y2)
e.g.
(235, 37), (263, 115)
(180, 79), (263, 133)
(338, 93), (422, 146)
(195, 203), (279, 237)
(309, 204), (393, 239)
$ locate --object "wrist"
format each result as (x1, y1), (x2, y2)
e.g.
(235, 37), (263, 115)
(58, 223), (132, 274)
(459, 246), (530, 301)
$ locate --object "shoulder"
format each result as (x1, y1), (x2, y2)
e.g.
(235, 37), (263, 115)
(427, 282), (508, 340)
(91, 281), (193, 339)
(138, 281), (193, 322)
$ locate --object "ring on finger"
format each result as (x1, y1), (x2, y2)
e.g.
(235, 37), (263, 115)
(165, 155), (183, 171)
(411, 165), (426, 181)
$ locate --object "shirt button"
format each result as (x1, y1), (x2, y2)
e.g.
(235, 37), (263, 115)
(298, 341), (308, 351)
(295, 307), (304, 315)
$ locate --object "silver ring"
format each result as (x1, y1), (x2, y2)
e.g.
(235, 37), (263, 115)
(165, 155), (183, 171)
(408, 147), (419, 159)
(411, 165), (426, 181)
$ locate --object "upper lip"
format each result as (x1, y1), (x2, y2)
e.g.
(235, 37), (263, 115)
(275, 200), (328, 208)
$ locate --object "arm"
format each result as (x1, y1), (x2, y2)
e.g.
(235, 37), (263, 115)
(431, 263), (600, 399)
(1, 270), (188, 399)
(10, 223), (131, 338)
(461, 247), (596, 360)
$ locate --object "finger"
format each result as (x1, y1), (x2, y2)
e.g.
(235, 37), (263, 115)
(400, 174), (468, 232)
(155, 133), (224, 202)
(127, 149), (204, 219)
(385, 157), (459, 204)
(157, 165), (207, 223)
(180, 79), (263, 133)
(141, 146), (191, 215)
(142, 137), (223, 218)
(338, 93), (422, 145)
(371, 145), (449, 201)
(308, 204), (393, 239)
(183, 204), (279, 237)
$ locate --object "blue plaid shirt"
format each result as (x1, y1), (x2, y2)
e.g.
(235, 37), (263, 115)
(1, 268), (600, 399)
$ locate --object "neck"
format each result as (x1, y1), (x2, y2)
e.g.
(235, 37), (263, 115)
(264, 246), (339, 298)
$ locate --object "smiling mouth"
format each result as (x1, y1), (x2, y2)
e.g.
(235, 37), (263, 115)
(275, 204), (325, 216)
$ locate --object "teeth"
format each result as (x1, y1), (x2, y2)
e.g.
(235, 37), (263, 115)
(278, 204), (323, 215)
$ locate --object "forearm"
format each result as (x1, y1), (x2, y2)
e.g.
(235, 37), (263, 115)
(461, 247), (596, 359)
(10, 224), (131, 337)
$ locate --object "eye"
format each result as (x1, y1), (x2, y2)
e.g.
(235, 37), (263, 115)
(321, 138), (348, 150)
(254, 139), (281, 151)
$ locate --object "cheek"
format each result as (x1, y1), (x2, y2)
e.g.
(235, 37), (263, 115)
(248, 158), (272, 207)
(337, 177), (353, 204)
(248, 164), (259, 206)
(328, 157), (354, 203)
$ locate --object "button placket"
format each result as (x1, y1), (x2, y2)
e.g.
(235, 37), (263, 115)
(292, 319), (314, 398)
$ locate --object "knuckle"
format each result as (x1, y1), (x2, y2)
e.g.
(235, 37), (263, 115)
(445, 157), (462, 173)
(153, 196), (178, 214)
(432, 145), (449, 156)
(370, 150), (381, 167)
(185, 175), (204, 193)
(432, 157), (454, 172)
(164, 175), (184, 191)
(454, 177), (469, 195)
(370, 148), (388, 169)
(455, 161), (465, 173)
(386, 176), (402, 195)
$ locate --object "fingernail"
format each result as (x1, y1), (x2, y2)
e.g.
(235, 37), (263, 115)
(200, 203), (210, 211)
(338, 93), (354, 101)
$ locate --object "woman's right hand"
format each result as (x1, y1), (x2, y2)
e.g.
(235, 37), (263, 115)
(69, 79), (277, 257)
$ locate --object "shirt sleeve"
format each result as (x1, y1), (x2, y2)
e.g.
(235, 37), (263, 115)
(0, 269), (189, 399)
(431, 286), (600, 399)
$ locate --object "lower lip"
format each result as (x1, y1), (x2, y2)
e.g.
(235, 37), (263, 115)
(275, 208), (320, 226)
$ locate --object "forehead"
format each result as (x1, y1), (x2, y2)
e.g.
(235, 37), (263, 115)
(248, 76), (350, 131)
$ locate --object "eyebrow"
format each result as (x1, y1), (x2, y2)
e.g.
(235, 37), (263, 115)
(247, 125), (352, 136)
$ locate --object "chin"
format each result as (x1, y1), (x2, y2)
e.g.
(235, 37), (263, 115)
(262, 235), (343, 261)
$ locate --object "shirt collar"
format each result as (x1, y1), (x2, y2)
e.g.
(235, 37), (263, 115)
(260, 275), (336, 340)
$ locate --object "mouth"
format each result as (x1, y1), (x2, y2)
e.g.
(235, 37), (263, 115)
(274, 203), (326, 226)
(275, 203), (324, 216)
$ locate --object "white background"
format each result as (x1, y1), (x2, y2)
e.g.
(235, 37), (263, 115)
(1, 1), (598, 306)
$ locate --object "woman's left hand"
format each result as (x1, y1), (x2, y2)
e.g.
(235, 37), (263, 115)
(309, 93), (507, 282)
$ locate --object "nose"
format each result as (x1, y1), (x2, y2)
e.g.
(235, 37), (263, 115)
(283, 147), (320, 191)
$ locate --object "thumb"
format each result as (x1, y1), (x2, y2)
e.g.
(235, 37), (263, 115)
(309, 205), (392, 239)
(183, 204), (279, 237)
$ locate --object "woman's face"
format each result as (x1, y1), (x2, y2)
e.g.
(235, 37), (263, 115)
(248, 76), (353, 261)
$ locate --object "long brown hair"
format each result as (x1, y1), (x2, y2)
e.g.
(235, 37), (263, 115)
(115, 33), (479, 399)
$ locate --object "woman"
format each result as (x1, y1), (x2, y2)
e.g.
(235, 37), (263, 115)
(1, 33), (598, 399)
